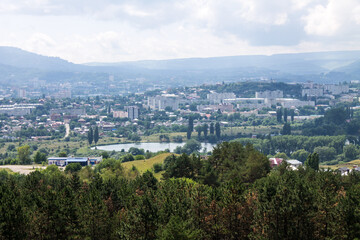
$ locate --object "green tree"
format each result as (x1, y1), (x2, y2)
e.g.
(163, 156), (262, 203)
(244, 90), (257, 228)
(291, 149), (310, 163)
(215, 122), (221, 139)
(94, 126), (99, 145)
(17, 145), (31, 164)
(187, 128), (192, 140)
(65, 163), (82, 174)
(290, 109), (295, 122)
(181, 139), (202, 155)
(59, 151), (67, 157)
(203, 124), (208, 137)
(282, 123), (291, 135)
(305, 152), (319, 171)
(88, 127), (93, 145)
(33, 151), (47, 164)
(276, 108), (283, 122)
(344, 144), (359, 160)
(188, 116), (194, 132)
(209, 122), (214, 135)
(314, 146), (337, 162)
(283, 108), (288, 122)
(195, 126), (202, 137)
(157, 215), (201, 240)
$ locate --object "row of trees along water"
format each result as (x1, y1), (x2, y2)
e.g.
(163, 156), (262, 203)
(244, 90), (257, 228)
(1, 141), (360, 239)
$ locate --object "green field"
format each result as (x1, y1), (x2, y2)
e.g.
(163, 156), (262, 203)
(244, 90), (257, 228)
(221, 125), (282, 136)
(121, 153), (175, 179)
(321, 159), (360, 170)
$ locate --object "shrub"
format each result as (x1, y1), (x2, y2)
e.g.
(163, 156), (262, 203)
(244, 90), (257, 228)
(135, 155), (145, 160)
(153, 163), (163, 173)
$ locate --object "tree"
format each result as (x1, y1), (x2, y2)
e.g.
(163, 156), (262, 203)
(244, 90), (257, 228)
(314, 146), (336, 162)
(215, 122), (221, 139)
(276, 108), (283, 123)
(157, 215), (201, 240)
(305, 152), (319, 171)
(59, 151), (67, 157)
(291, 149), (310, 163)
(181, 139), (202, 155)
(203, 124), (208, 137)
(344, 144), (359, 160)
(210, 122), (214, 135)
(188, 116), (194, 132)
(290, 109), (295, 122)
(33, 151), (47, 164)
(88, 127), (93, 145)
(94, 126), (99, 145)
(17, 145), (31, 164)
(282, 123), (291, 135)
(195, 126), (202, 137)
(187, 128), (192, 140)
(324, 107), (347, 125)
(283, 108), (288, 122)
(65, 163), (82, 174)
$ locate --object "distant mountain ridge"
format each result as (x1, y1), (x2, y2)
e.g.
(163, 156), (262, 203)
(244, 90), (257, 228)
(0, 46), (359, 86)
(86, 50), (360, 75)
(0, 46), (80, 71)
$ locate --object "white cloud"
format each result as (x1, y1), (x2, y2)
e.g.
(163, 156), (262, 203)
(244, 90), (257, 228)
(0, 0), (359, 62)
(303, 0), (360, 37)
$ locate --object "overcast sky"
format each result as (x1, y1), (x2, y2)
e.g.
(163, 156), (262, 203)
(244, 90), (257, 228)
(0, 0), (359, 63)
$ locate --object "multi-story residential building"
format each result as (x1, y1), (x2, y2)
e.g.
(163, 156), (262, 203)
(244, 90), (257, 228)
(148, 94), (180, 110)
(113, 110), (127, 118)
(255, 90), (283, 99)
(207, 92), (236, 104)
(127, 106), (139, 120)
(302, 88), (324, 97)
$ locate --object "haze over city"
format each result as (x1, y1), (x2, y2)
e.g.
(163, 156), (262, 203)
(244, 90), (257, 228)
(0, 0), (359, 63)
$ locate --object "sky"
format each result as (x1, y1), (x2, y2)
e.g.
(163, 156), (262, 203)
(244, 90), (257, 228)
(0, 0), (359, 63)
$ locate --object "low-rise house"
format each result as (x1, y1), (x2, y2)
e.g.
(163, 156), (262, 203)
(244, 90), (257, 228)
(269, 158), (283, 168)
(286, 159), (303, 170)
(48, 156), (102, 167)
(338, 167), (350, 176)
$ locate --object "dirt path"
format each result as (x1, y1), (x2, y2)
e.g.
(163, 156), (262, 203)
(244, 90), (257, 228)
(0, 165), (46, 175)
(64, 123), (70, 138)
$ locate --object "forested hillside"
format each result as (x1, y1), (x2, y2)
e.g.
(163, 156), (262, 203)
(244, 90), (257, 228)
(1, 142), (360, 239)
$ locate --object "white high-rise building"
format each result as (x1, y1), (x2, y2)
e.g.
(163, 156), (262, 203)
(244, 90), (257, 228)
(147, 94), (180, 110)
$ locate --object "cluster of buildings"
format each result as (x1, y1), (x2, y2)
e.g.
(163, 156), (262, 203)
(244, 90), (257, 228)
(112, 106), (139, 120)
(269, 157), (303, 170)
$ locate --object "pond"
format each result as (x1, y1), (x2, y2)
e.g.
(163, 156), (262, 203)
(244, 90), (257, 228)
(93, 142), (217, 153)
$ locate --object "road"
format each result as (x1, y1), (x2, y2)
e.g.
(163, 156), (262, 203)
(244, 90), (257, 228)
(64, 123), (70, 138)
